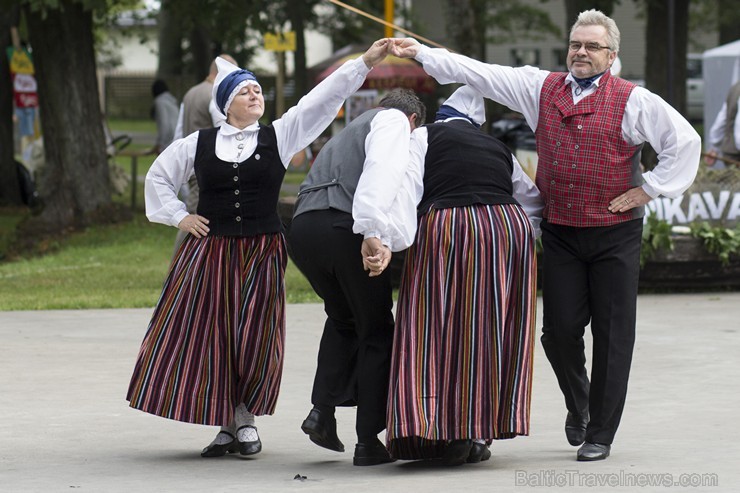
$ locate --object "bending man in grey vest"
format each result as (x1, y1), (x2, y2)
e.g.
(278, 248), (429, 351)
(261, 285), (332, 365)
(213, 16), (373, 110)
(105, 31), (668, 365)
(288, 88), (426, 466)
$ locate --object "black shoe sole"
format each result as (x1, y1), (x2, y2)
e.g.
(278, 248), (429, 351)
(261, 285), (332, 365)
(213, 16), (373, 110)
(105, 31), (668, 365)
(353, 456), (396, 466)
(301, 421), (345, 452)
(201, 440), (239, 458)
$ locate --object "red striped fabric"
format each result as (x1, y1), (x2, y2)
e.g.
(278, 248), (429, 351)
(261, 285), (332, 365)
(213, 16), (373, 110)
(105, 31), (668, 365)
(386, 204), (537, 460)
(127, 233), (287, 426)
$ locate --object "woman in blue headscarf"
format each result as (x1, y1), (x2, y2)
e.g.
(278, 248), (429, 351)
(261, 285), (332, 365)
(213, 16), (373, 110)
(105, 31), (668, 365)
(127, 40), (392, 458)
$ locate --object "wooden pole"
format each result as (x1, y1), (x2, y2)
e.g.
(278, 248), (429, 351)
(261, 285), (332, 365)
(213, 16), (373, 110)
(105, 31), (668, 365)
(384, 0), (394, 38)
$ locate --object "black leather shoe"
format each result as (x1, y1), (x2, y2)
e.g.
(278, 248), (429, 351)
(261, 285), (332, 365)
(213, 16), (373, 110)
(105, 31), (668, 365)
(442, 440), (474, 466)
(466, 442), (492, 463)
(237, 425), (262, 456)
(353, 437), (395, 466)
(201, 431), (238, 457)
(577, 442), (610, 461)
(301, 407), (345, 452)
(565, 411), (589, 446)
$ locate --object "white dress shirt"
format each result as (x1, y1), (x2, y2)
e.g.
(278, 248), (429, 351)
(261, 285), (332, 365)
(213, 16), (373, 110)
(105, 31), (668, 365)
(351, 109), (414, 251)
(145, 57), (372, 228)
(414, 45), (701, 200)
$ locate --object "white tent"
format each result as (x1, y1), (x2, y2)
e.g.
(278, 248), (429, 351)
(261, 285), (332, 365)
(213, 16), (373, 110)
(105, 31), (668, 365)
(702, 40), (740, 143)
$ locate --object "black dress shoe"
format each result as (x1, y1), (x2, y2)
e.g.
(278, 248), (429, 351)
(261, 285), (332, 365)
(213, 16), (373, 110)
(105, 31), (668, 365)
(442, 440), (474, 466)
(577, 442), (610, 461)
(301, 407), (345, 452)
(466, 442), (492, 463)
(201, 431), (238, 457)
(565, 411), (589, 446)
(353, 437), (395, 466)
(237, 425), (262, 456)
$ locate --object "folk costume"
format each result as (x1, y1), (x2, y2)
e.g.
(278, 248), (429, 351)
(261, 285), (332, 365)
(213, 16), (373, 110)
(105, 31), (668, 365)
(385, 87), (544, 464)
(408, 36), (700, 458)
(127, 54), (379, 457)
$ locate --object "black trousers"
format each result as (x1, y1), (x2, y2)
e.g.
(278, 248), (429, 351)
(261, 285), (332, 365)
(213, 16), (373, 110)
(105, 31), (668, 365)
(540, 218), (642, 445)
(288, 209), (395, 438)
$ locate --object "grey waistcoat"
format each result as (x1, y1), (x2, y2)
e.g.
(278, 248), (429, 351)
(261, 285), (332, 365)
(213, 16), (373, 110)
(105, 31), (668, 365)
(293, 108), (382, 218)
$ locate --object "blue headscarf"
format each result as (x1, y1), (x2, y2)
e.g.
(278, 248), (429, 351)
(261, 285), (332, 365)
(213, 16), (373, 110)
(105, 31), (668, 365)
(215, 68), (259, 115)
(434, 104), (481, 128)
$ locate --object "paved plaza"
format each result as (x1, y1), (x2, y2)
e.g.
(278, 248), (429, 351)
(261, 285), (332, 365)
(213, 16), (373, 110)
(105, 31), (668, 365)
(1, 293), (739, 492)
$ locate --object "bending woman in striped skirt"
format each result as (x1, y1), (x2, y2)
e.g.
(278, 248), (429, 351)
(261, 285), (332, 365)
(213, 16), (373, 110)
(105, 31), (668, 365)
(384, 86), (544, 465)
(126, 40), (392, 458)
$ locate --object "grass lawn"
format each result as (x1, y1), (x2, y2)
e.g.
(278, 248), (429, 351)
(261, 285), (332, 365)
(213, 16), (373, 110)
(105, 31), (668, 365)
(0, 212), (320, 310)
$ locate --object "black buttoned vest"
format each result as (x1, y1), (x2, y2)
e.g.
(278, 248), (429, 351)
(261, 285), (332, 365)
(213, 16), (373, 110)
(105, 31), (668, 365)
(195, 126), (285, 237)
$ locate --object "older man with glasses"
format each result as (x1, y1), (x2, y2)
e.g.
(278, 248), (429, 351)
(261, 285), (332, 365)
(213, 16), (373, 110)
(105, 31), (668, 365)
(389, 9), (700, 461)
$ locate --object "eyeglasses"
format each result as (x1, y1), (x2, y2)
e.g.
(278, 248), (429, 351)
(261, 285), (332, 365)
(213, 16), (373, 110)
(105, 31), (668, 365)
(568, 41), (611, 53)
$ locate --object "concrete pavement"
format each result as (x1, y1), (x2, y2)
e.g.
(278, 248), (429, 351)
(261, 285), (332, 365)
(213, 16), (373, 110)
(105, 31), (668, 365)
(1, 293), (739, 492)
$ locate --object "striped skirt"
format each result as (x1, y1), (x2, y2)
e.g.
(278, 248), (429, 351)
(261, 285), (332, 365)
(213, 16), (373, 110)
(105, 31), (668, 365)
(386, 204), (537, 460)
(127, 233), (287, 426)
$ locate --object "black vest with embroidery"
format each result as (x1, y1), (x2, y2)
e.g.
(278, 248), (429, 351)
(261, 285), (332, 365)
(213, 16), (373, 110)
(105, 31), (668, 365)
(195, 126), (285, 237)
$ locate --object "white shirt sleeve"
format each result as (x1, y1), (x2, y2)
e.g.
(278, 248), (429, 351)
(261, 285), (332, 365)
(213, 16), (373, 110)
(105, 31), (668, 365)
(173, 103), (184, 141)
(415, 45), (548, 130)
(381, 126), (427, 251)
(622, 87), (701, 198)
(511, 154), (544, 237)
(351, 109), (413, 250)
(273, 57), (371, 167)
(734, 98), (740, 150)
(708, 102), (728, 151)
(144, 133), (198, 227)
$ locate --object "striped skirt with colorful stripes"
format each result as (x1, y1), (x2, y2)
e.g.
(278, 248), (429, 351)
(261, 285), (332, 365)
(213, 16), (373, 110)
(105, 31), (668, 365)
(127, 233), (287, 426)
(386, 204), (537, 460)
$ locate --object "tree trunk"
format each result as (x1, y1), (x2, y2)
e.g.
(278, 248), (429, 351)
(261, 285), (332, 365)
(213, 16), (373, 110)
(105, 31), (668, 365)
(188, 24), (212, 84)
(24, 1), (111, 233)
(0, 6), (22, 206)
(445, 0), (480, 56)
(157, 0), (184, 81)
(289, 0), (308, 98)
(718, 0), (740, 45)
(645, 0), (689, 115)
(564, 0), (615, 32)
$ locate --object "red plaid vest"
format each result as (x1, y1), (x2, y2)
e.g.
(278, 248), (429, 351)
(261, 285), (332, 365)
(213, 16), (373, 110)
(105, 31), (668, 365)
(535, 71), (643, 227)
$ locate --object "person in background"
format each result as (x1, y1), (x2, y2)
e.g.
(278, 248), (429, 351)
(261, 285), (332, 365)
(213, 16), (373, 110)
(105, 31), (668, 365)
(705, 79), (740, 169)
(150, 79), (180, 155)
(288, 88), (426, 467)
(389, 8), (700, 462)
(126, 39), (394, 459)
(383, 85), (543, 466)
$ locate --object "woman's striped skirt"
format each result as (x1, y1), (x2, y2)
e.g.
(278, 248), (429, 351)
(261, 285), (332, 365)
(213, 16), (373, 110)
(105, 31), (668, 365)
(126, 233), (287, 426)
(386, 204), (537, 460)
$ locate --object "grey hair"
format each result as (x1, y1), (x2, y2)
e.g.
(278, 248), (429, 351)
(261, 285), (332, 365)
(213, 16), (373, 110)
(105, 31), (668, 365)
(378, 88), (426, 125)
(570, 9), (620, 52)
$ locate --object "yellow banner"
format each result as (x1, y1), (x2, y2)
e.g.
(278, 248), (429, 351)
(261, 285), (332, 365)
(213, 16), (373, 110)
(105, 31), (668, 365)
(264, 32), (296, 51)
(8, 48), (35, 75)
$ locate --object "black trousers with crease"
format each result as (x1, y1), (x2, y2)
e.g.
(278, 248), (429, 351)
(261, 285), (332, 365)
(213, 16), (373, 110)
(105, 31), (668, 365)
(288, 209), (395, 439)
(540, 218), (643, 445)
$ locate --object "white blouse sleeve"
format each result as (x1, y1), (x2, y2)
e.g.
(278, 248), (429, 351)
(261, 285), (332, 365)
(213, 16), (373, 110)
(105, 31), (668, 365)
(273, 57), (371, 167)
(144, 133), (198, 227)
(511, 154), (544, 237)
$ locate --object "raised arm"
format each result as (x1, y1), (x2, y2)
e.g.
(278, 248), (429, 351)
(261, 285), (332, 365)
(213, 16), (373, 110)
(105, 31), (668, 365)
(273, 39), (391, 165)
